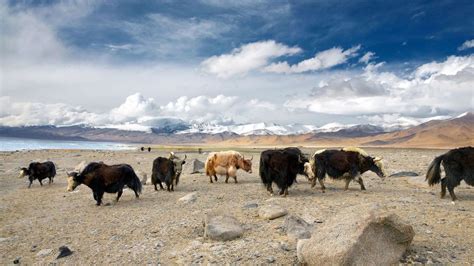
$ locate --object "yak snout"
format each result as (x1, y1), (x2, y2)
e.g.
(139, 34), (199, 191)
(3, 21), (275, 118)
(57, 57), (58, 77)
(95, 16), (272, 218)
(66, 172), (80, 192)
(303, 162), (315, 180)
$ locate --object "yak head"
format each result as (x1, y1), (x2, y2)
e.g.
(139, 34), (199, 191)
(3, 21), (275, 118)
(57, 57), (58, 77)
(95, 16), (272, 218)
(18, 167), (30, 178)
(66, 171), (81, 192)
(171, 154), (186, 185)
(241, 155), (253, 174)
(369, 157), (386, 178)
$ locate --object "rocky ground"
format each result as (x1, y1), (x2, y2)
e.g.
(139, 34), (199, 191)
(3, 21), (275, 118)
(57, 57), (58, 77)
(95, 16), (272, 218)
(0, 148), (473, 264)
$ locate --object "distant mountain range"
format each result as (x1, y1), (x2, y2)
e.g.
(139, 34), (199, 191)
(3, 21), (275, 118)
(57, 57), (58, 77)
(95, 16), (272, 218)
(0, 112), (472, 148)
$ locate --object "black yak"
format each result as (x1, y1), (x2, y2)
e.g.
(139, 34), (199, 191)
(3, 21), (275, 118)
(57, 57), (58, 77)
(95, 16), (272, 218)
(19, 161), (56, 188)
(305, 147), (386, 192)
(426, 146), (474, 201)
(67, 162), (142, 205)
(152, 153), (186, 191)
(259, 148), (309, 196)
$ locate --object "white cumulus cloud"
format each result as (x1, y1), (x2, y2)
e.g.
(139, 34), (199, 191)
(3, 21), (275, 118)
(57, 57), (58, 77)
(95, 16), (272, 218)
(458, 39), (474, 51)
(358, 51), (376, 64)
(285, 54), (474, 116)
(201, 40), (301, 78)
(263, 45), (361, 74)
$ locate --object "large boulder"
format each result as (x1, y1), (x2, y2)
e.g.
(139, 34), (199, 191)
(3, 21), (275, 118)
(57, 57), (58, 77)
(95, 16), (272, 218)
(297, 204), (415, 265)
(204, 214), (243, 241)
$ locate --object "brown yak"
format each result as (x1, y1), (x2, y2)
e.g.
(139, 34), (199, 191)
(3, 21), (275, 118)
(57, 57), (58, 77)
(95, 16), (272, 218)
(205, 151), (253, 183)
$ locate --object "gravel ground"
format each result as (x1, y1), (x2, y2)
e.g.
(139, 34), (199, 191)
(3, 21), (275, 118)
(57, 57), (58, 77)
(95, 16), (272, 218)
(0, 148), (473, 264)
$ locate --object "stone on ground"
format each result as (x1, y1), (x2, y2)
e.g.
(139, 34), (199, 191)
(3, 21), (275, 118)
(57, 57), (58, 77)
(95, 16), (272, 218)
(297, 204), (415, 265)
(191, 159), (205, 174)
(282, 215), (313, 240)
(259, 204), (288, 220)
(178, 192), (198, 203)
(390, 171), (419, 177)
(204, 214), (243, 241)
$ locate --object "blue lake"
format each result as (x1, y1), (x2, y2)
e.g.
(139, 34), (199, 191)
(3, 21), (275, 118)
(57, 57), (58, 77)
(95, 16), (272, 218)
(0, 137), (136, 151)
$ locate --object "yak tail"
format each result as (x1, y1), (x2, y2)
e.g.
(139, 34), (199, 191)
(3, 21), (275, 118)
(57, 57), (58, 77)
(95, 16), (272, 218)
(259, 155), (268, 184)
(51, 164), (57, 177)
(130, 172), (143, 194)
(426, 155), (444, 186)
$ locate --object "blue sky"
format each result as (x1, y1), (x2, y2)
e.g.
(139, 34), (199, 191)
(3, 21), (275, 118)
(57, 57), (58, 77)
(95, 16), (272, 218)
(1, 0), (473, 129)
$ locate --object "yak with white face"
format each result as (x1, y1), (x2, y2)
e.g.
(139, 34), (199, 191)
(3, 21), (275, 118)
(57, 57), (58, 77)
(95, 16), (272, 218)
(19, 161), (56, 188)
(151, 152), (187, 192)
(307, 147), (387, 192)
(205, 151), (252, 184)
(67, 162), (142, 206)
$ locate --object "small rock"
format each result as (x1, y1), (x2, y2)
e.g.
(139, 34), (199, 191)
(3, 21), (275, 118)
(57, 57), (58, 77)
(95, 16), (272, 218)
(266, 256), (276, 263)
(13, 257), (20, 264)
(179, 192), (197, 203)
(282, 215), (313, 239)
(57, 246), (73, 259)
(36, 248), (53, 257)
(389, 171), (419, 177)
(259, 204), (288, 220)
(243, 203), (258, 209)
(30, 245), (37, 252)
(280, 242), (291, 251)
(204, 214), (243, 241)
(155, 240), (164, 249)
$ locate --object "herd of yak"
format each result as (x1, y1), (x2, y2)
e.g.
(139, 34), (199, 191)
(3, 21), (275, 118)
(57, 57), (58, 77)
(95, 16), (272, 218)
(18, 146), (474, 205)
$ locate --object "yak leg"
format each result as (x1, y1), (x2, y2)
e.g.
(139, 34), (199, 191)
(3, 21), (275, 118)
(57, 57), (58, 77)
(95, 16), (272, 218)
(28, 178), (33, 188)
(49, 177), (52, 184)
(447, 185), (457, 201)
(356, 176), (366, 190)
(96, 191), (104, 206)
(154, 183), (158, 191)
(279, 185), (286, 196)
(116, 190), (123, 202)
(214, 175), (218, 182)
(344, 179), (351, 191)
(38, 179), (43, 186)
(171, 183), (174, 192)
(267, 183), (274, 195)
(159, 182), (165, 190)
(440, 178), (447, 198)
(209, 175), (213, 183)
(233, 175), (238, 183)
(284, 188), (289, 197)
(225, 173), (229, 183)
(319, 178), (326, 193)
(311, 178), (317, 188)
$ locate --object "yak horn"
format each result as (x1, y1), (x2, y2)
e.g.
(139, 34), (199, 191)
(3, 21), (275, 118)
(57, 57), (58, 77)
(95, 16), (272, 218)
(250, 155), (253, 160)
(374, 157), (383, 161)
(183, 154), (187, 160)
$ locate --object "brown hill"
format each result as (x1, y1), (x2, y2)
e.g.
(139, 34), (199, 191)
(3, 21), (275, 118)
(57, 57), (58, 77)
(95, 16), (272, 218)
(213, 112), (474, 149)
